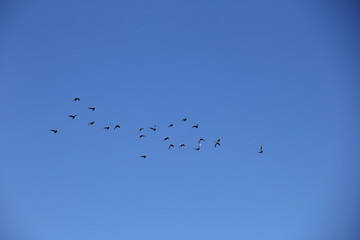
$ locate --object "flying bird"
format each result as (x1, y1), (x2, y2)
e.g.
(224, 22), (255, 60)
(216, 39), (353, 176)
(216, 138), (221, 143)
(139, 128), (144, 131)
(139, 135), (145, 138)
(140, 155), (147, 159)
(215, 142), (221, 148)
(73, 97), (80, 101)
(181, 118), (187, 122)
(103, 126), (110, 130)
(88, 107), (96, 111)
(198, 138), (205, 144)
(179, 144), (185, 148)
(50, 129), (58, 134)
(163, 137), (169, 141)
(114, 125), (121, 130)
(169, 144), (174, 150)
(168, 123), (174, 127)
(68, 114), (77, 119)
(192, 124), (199, 128)
(149, 125), (157, 131)
(194, 147), (201, 151)
(88, 121), (95, 125)
(258, 146), (263, 153)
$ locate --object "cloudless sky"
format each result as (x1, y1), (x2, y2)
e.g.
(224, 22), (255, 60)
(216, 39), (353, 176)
(0, 1), (360, 239)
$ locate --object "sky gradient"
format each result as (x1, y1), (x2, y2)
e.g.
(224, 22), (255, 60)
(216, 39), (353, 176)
(1, 1), (360, 239)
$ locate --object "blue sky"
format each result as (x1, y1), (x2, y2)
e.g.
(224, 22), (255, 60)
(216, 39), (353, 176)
(0, 1), (360, 239)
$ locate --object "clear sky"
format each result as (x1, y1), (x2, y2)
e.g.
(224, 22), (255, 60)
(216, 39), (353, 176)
(0, 1), (360, 239)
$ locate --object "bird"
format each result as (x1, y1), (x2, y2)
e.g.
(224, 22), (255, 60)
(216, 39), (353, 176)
(192, 124), (199, 128)
(114, 125), (120, 130)
(168, 123), (174, 127)
(139, 128), (144, 131)
(179, 144), (185, 148)
(169, 144), (174, 150)
(216, 138), (221, 143)
(50, 129), (58, 134)
(198, 138), (205, 144)
(215, 142), (221, 148)
(258, 146), (263, 153)
(68, 114), (77, 119)
(88, 107), (96, 111)
(140, 155), (147, 159)
(73, 97), (80, 101)
(88, 121), (95, 125)
(163, 137), (169, 141)
(103, 126), (110, 130)
(194, 147), (201, 151)
(181, 118), (187, 122)
(149, 125), (157, 131)
(139, 134), (145, 138)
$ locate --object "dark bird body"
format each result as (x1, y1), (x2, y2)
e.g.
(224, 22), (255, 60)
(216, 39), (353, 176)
(73, 98), (80, 101)
(103, 126), (110, 130)
(50, 129), (58, 133)
(140, 155), (147, 158)
(179, 144), (185, 148)
(215, 142), (221, 148)
(192, 124), (199, 128)
(258, 146), (263, 153)
(114, 125), (121, 130)
(169, 144), (174, 150)
(163, 137), (169, 141)
(88, 107), (96, 111)
(149, 125), (157, 131)
(88, 121), (95, 125)
(181, 118), (187, 122)
(168, 123), (173, 127)
(198, 138), (205, 144)
(139, 128), (144, 131)
(139, 135), (145, 138)
(68, 114), (77, 119)
(194, 147), (201, 150)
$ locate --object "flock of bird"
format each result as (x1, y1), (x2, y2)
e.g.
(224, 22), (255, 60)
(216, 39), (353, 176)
(50, 97), (264, 158)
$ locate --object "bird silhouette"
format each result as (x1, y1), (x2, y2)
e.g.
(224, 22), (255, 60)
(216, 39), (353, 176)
(139, 134), (145, 138)
(73, 97), (80, 101)
(50, 129), (58, 134)
(140, 155), (147, 158)
(114, 125), (120, 130)
(139, 128), (144, 131)
(192, 124), (199, 128)
(168, 123), (174, 127)
(181, 118), (187, 122)
(194, 147), (201, 150)
(88, 121), (95, 125)
(215, 142), (221, 148)
(163, 137), (169, 141)
(258, 146), (263, 153)
(198, 138), (205, 144)
(216, 138), (221, 143)
(149, 125), (157, 131)
(103, 126), (110, 130)
(169, 144), (174, 150)
(88, 107), (96, 111)
(68, 114), (77, 119)
(179, 144), (185, 148)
